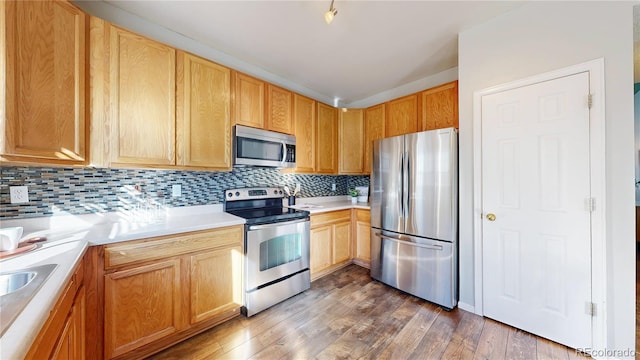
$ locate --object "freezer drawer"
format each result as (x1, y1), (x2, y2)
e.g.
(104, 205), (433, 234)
(370, 230), (457, 309)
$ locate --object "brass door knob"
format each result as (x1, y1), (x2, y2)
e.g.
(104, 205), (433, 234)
(486, 213), (496, 221)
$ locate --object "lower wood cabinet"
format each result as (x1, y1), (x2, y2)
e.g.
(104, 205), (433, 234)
(352, 209), (371, 268)
(26, 257), (86, 360)
(96, 225), (243, 360)
(104, 259), (183, 359)
(310, 210), (352, 280)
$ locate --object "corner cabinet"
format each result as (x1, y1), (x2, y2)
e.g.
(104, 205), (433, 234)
(316, 103), (338, 174)
(2, 0), (88, 165)
(338, 109), (364, 174)
(291, 94), (316, 173)
(100, 226), (243, 359)
(310, 210), (352, 280)
(420, 80), (458, 131)
(176, 52), (232, 170)
(364, 104), (385, 174)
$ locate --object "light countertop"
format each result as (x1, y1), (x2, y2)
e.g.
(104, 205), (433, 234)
(286, 195), (370, 213)
(0, 199), (370, 359)
(0, 204), (244, 360)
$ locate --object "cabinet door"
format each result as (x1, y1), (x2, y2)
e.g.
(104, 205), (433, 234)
(292, 94), (316, 173)
(189, 245), (242, 324)
(2, 0), (87, 164)
(310, 226), (332, 275)
(333, 221), (352, 264)
(104, 259), (182, 359)
(109, 25), (176, 166)
(338, 109), (364, 174)
(316, 103), (338, 174)
(386, 94), (418, 137)
(355, 210), (371, 263)
(232, 72), (264, 129)
(265, 84), (293, 134)
(52, 285), (86, 360)
(420, 81), (458, 130)
(364, 104), (385, 174)
(176, 52), (231, 169)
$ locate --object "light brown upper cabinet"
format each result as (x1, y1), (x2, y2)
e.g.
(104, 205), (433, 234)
(176, 52), (232, 170)
(364, 104), (385, 174)
(316, 103), (338, 174)
(265, 84), (293, 134)
(292, 94), (316, 173)
(420, 80), (458, 131)
(231, 72), (265, 130)
(2, 0), (88, 165)
(91, 21), (176, 167)
(338, 109), (364, 174)
(385, 94), (418, 137)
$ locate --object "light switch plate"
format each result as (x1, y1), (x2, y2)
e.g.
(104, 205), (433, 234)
(172, 184), (182, 197)
(10, 186), (29, 204)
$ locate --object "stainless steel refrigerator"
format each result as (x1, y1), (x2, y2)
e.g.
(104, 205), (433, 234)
(370, 127), (458, 309)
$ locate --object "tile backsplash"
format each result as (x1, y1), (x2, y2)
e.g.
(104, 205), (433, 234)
(0, 166), (369, 219)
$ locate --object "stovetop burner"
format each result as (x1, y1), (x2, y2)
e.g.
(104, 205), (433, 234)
(224, 187), (309, 225)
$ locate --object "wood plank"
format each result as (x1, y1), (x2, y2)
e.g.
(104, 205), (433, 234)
(536, 337), (570, 360)
(150, 264), (580, 360)
(434, 305), (484, 360)
(473, 318), (510, 360)
(505, 328), (537, 360)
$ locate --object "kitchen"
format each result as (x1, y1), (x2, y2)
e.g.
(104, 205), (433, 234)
(0, 1), (635, 359)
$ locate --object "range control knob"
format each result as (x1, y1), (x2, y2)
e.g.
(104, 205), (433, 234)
(235, 191), (240, 197)
(279, 190), (283, 195)
(227, 193), (232, 197)
(273, 190), (278, 194)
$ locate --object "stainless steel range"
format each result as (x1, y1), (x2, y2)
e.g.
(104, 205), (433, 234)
(224, 187), (311, 316)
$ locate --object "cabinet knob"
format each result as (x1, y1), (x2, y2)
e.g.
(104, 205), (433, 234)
(486, 213), (496, 221)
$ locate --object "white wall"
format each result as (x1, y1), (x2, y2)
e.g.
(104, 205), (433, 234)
(458, 2), (634, 354)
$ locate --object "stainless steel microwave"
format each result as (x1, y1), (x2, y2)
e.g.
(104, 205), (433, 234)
(233, 125), (296, 168)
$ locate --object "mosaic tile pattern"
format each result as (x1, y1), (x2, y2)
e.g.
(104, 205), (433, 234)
(0, 166), (369, 219)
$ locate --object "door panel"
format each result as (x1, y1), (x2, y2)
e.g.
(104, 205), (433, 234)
(404, 129), (456, 241)
(481, 72), (591, 349)
(371, 135), (404, 233)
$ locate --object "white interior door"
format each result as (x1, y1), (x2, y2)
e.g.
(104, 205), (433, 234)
(481, 72), (592, 349)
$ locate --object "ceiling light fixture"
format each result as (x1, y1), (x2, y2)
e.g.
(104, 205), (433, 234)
(324, 0), (338, 24)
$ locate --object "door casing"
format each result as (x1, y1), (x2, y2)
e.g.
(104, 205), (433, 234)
(472, 58), (606, 351)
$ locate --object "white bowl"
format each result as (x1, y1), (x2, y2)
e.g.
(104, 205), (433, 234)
(0, 227), (24, 251)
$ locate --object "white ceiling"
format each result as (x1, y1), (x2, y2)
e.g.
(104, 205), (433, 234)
(100, 1), (523, 106)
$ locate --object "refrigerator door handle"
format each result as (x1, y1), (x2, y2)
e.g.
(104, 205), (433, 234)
(374, 232), (444, 251)
(403, 151), (410, 219)
(406, 151), (411, 219)
(399, 152), (404, 218)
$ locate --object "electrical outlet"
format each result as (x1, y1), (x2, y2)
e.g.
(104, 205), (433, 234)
(10, 186), (29, 204)
(331, 183), (336, 191)
(172, 184), (182, 197)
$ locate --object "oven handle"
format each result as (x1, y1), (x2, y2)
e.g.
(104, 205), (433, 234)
(248, 218), (309, 231)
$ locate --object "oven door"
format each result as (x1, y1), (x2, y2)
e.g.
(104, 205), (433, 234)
(245, 218), (310, 291)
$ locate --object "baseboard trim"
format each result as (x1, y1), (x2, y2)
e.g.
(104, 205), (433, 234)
(457, 301), (476, 314)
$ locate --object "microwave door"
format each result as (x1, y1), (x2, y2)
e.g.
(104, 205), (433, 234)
(236, 136), (285, 167)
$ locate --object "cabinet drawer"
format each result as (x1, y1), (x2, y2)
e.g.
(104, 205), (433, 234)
(104, 226), (243, 269)
(310, 210), (351, 228)
(355, 209), (370, 222)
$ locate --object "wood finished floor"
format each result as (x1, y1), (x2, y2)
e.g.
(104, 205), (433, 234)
(149, 264), (587, 360)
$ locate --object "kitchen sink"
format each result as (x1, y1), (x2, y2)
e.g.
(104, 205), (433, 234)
(0, 271), (36, 296)
(0, 263), (58, 336)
